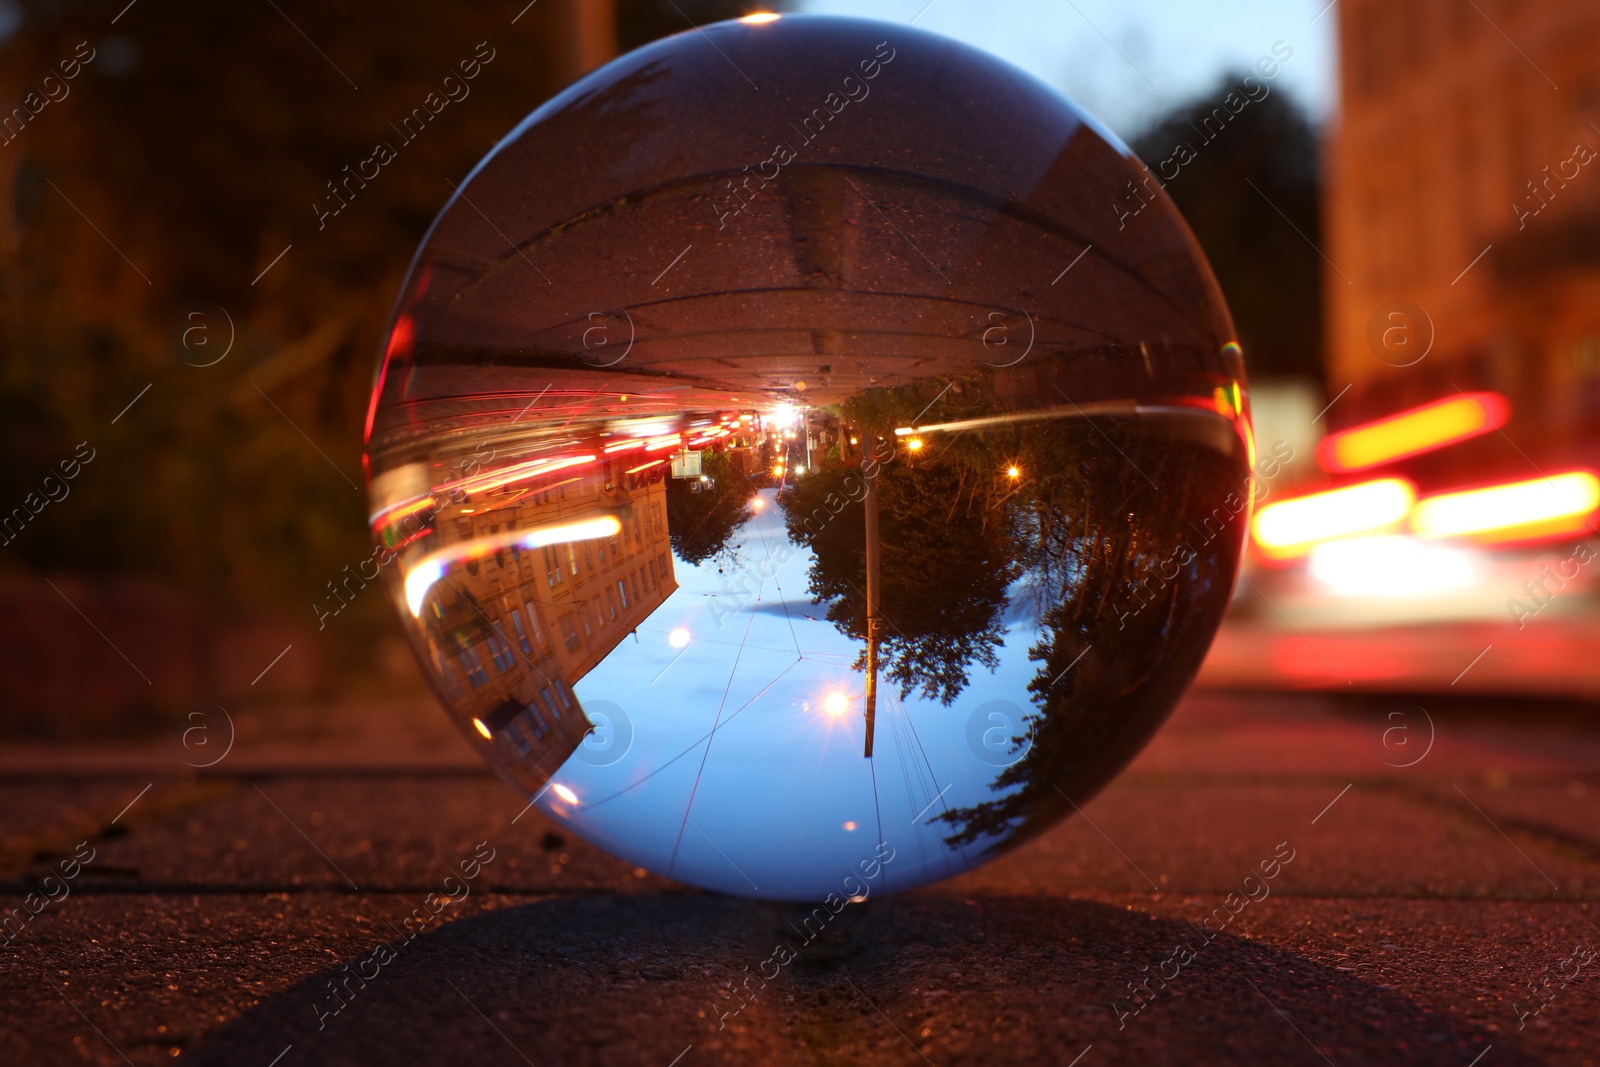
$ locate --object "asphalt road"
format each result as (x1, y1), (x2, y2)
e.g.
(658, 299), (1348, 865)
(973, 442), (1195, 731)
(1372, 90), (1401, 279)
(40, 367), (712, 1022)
(2, 689), (1597, 1066)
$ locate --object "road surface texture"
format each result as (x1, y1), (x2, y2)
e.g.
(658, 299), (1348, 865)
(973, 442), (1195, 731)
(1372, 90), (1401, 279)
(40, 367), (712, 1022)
(2, 688), (1597, 1066)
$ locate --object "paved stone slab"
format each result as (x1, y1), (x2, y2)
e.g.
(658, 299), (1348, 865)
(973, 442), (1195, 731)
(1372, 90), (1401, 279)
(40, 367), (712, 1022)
(3, 690), (1598, 1066)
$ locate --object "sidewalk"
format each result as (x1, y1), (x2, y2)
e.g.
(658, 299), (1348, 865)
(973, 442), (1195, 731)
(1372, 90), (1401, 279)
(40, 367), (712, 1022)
(2, 689), (1597, 1066)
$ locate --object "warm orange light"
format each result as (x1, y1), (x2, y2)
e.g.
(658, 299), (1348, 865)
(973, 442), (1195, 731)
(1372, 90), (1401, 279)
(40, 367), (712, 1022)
(751, 496), (766, 510)
(472, 717), (492, 739)
(773, 465), (784, 476)
(823, 692), (848, 718)
(404, 514), (622, 615)
(1006, 465), (1021, 479)
(644, 435), (683, 451)
(1252, 478), (1415, 559)
(907, 437), (924, 452)
(741, 11), (780, 23)
(451, 453), (595, 495)
(624, 458), (668, 474)
(603, 439), (647, 454)
(1411, 471), (1600, 544)
(551, 783), (579, 805)
(369, 493), (436, 529)
(1318, 392), (1509, 472)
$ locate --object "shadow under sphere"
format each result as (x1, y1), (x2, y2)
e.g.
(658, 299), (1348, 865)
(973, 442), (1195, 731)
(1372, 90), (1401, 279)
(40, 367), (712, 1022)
(364, 14), (1252, 900)
(186, 895), (1517, 1066)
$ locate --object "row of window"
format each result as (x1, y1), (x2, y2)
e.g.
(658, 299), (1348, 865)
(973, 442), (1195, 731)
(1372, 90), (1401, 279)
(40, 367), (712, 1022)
(557, 560), (658, 648)
(460, 553), (671, 686)
(496, 680), (578, 761)
(541, 509), (664, 591)
(456, 645), (576, 727)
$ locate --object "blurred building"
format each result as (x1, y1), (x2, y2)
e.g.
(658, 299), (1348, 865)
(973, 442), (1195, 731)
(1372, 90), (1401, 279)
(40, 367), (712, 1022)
(417, 460), (676, 790)
(1325, 0), (1600, 476)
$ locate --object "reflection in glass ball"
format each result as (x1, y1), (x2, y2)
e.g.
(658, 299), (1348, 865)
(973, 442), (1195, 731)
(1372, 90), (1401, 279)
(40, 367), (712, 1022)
(365, 15), (1250, 901)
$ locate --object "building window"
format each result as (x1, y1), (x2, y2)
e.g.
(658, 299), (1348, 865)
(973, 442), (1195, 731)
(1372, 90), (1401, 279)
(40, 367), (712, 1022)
(605, 588), (619, 620)
(457, 641), (488, 688)
(524, 702), (549, 738)
(544, 545), (564, 587)
(631, 570), (642, 602)
(541, 686), (561, 720)
(617, 579), (630, 610)
(567, 544), (579, 577)
(509, 609), (532, 655)
(523, 601), (545, 648)
(559, 614), (580, 652)
(486, 623), (515, 672)
(554, 679), (574, 711)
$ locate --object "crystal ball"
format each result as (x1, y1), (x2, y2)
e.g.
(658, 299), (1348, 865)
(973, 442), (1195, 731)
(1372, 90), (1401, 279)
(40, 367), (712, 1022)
(365, 14), (1249, 901)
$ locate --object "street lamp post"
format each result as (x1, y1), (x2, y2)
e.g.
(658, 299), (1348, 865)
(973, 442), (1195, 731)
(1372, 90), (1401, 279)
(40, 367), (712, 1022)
(862, 430), (880, 758)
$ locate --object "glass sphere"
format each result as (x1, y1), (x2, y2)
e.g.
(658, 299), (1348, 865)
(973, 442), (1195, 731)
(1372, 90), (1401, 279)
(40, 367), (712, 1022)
(365, 14), (1250, 901)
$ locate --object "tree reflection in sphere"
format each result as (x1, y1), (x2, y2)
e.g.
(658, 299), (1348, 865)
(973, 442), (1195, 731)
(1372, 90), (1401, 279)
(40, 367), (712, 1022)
(365, 14), (1251, 901)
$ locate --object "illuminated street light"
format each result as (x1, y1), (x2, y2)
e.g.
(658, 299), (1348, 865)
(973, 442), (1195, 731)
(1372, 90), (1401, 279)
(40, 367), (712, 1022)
(740, 11), (780, 22)
(551, 783), (579, 805)
(823, 692), (848, 717)
(472, 718), (492, 739)
(668, 626), (691, 649)
(907, 437), (924, 452)
(1006, 465), (1021, 479)
(1308, 536), (1479, 597)
(1411, 471), (1600, 543)
(1252, 478), (1415, 560)
(1318, 392), (1509, 472)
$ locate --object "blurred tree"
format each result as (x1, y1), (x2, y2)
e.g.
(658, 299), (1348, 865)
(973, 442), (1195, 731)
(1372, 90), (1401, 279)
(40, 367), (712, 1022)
(664, 448), (753, 565)
(935, 423), (1245, 852)
(782, 457), (1017, 705)
(0, 0), (768, 626)
(1130, 74), (1323, 381)
(782, 378), (1023, 705)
